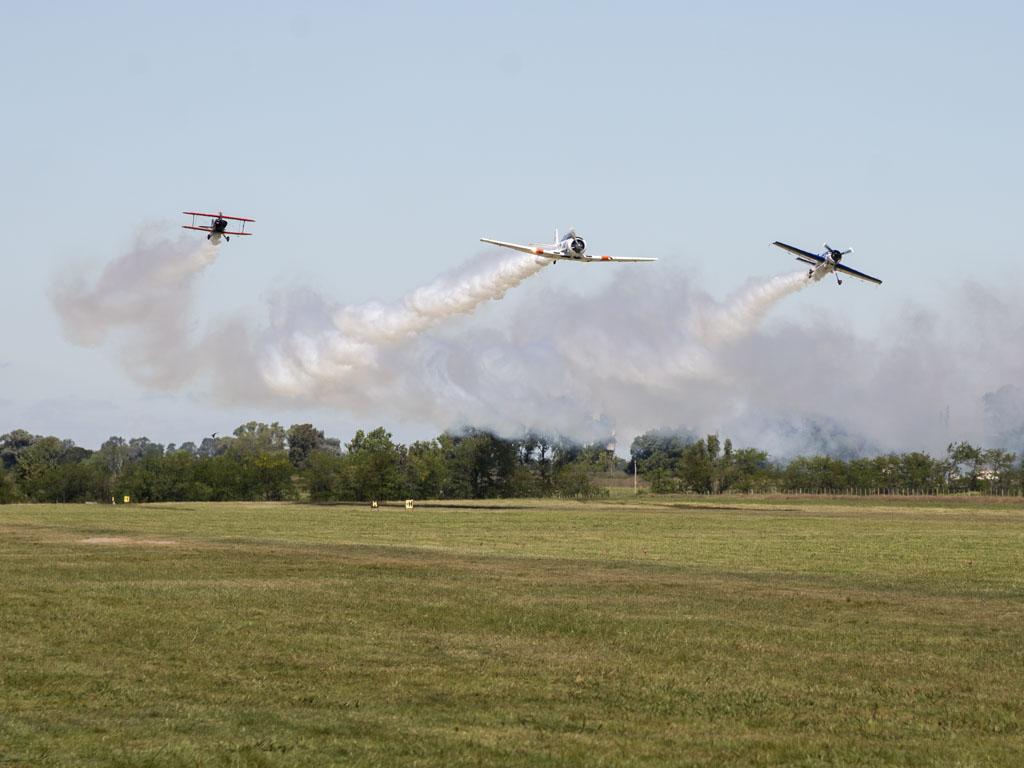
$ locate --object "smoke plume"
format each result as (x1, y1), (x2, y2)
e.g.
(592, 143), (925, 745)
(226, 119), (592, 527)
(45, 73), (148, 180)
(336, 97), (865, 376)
(51, 233), (220, 388)
(60, 227), (1024, 458)
(263, 252), (551, 398)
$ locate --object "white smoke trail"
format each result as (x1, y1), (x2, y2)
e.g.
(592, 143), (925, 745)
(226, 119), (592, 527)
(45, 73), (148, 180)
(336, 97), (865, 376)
(261, 252), (551, 397)
(51, 233), (219, 387)
(544, 270), (810, 387)
(334, 253), (550, 342)
(691, 271), (808, 346)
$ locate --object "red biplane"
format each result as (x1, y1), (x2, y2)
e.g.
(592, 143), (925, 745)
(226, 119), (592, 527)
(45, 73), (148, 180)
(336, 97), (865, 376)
(182, 211), (254, 244)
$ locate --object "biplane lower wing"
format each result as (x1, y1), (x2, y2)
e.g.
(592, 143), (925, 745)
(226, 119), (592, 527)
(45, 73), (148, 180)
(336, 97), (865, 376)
(182, 225), (252, 235)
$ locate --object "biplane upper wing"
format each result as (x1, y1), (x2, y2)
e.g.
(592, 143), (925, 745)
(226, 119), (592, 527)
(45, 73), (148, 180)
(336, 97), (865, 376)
(771, 241), (823, 266)
(182, 211), (255, 222)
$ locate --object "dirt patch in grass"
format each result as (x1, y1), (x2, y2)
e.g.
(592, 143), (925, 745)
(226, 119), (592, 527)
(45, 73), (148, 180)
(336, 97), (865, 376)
(78, 537), (179, 546)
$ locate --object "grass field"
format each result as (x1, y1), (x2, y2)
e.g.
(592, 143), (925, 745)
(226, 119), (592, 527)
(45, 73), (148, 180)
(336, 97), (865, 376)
(2, 496), (1023, 766)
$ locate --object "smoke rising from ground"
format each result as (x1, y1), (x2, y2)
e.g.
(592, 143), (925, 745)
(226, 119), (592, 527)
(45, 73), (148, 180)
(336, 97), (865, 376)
(52, 229), (1024, 458)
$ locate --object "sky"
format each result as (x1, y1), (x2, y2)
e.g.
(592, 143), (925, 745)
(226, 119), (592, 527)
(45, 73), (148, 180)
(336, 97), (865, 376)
(3, 1), (1024, 459)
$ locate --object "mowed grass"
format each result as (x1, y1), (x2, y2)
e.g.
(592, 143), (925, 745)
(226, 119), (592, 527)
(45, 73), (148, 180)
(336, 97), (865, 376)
(2, 497), (1023, 766)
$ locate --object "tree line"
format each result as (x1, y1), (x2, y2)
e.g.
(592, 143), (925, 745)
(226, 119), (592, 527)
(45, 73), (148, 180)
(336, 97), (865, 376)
(0, 423), (1019, 504)
(0, 423), (615, 504)
(629, 431), (1021, 495)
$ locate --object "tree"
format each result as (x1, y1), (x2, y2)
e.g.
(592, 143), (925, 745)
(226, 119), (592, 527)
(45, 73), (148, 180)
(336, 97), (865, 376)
(239, 452), (296, 501)
(678, 434), (739, 493)
(287, 423), (325, 469)
(628, 429), (693, 475)
(679, 438), (715, 493)
(232, 422), (287, 456)
(552, 463), (607, 499)
(15, 437), (65, 484)
(117, 451), (200, 502)
(27, 462), (111, 503)
(894, 452), (944, 492)
(443, 430), (518, 499)
(647, 468), (679, 494)
(347, 427), (409, 501)
(408, 439), (449, 499)
(783, 455), (851, 493)
(980, 448), (1017, 494)
(1, 429), (37, 470)
(197, 435), (229, 458)
(94, 436), (131, 477)
(304, 451), (352, 502)
(946, 442), (982, 492)
(730, 447), (774, 492)
(128, 437), (164, 460)
(0, 470), (18, 503)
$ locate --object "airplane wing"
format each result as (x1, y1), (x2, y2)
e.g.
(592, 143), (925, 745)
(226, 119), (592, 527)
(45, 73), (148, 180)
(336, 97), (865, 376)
(771, 241), (823, 266)
(836, 264), (882, 285)
(587, 255), (657, 263)
(182, 211), (255, 222)
(182, 225), (251, 234)
(480, 238), (558, 256)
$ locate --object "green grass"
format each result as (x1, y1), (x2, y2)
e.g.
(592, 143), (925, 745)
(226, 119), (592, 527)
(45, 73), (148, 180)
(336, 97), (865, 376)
(2, 497), (1023, 766)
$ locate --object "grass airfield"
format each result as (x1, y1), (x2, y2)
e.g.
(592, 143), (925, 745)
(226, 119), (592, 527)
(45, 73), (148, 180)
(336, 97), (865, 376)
(2, 496), (1023, 766)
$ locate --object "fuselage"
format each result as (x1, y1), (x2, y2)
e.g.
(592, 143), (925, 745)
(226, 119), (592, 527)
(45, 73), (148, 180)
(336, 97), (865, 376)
(531, 232), (588, 260)
(808, 251), (842, 281)
(208, 216), (228, 244)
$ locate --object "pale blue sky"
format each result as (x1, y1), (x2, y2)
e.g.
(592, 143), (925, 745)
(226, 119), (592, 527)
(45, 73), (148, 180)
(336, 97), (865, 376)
(3, 1), (1023, 455)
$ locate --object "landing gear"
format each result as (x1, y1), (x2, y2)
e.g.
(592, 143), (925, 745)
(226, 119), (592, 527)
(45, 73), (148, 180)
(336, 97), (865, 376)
(225, 235), (230, 242)
(207, 234), (211, 240)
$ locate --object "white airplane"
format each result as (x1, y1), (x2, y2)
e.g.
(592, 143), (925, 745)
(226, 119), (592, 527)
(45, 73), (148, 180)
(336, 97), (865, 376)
(772, 241), (881, 286)
(480, 228), (656, 264)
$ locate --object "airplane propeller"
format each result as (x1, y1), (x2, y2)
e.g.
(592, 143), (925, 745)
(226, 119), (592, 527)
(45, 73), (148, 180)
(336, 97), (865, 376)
(823, 243), (853, 259)
(566, 227), (586, 255)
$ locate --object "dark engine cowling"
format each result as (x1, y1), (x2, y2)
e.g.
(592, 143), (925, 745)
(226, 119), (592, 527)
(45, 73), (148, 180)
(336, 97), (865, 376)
(570, 237), (586, 256)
